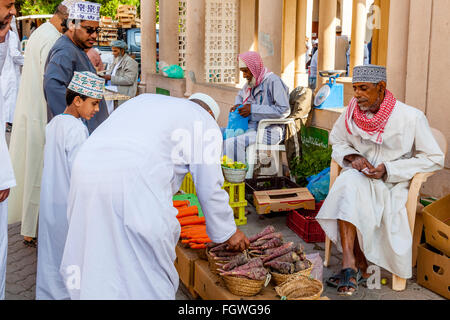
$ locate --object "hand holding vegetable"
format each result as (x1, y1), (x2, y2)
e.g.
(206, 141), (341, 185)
(226, 229), (250, 252)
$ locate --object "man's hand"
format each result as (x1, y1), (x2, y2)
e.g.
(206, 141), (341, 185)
(345, 154), (374, 172)
(363, 163), (386, 180)
(226, 229), (250, 252)
(0, 189), (10, 203)
(230, 104), (240, 113)
(238, 104), (251, 118)
(101, 74), (112, 81)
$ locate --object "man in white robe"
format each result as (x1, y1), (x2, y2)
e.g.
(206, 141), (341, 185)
(0, 0), (17, 300)
(60, 93), (249, 300)
(317, 65), (445, 295)
(7, 3), (70, 245)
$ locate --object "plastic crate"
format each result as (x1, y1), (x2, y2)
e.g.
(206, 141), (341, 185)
(287, 202), (325, 243)
(173, 193), (204, 217)
(179, 173), (248, 226)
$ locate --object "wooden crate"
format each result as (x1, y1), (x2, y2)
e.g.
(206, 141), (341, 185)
(117, 5), (137, 15)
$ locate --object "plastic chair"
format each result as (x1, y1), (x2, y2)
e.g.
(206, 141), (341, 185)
(245, 118), (300, 179)
(323, 128), (447, 291)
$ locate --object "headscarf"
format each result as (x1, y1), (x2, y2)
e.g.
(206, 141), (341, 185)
(237, 51), (271, 103)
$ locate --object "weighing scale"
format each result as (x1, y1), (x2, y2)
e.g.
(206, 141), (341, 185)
(314, 70), (346, 109)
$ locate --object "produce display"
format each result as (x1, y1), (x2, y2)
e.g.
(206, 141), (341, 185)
(174, 200), (211, 249)
(221, 156), (247, 170)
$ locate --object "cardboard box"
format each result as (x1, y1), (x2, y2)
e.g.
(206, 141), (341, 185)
(253, 188), (316, 215)
(174, 243), (200, 298)
(423, 194), (450, 257)
(193, 260), (279, 300)
(417, 243), (450, 299)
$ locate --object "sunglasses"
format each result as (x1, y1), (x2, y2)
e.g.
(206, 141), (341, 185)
(80, 25), (101, 35)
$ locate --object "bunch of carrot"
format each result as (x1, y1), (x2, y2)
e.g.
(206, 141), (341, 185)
(174, 200), (211, 249)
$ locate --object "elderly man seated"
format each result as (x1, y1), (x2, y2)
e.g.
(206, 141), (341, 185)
(317, 65), (445, 296)
(101, 40), (139, 114)
(223, 51), (290, 164)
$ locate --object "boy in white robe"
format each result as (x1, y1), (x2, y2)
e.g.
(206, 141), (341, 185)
(36, 71), (105, 300)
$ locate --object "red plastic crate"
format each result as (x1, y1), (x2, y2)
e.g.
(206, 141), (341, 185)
(287, 202), (325, 243)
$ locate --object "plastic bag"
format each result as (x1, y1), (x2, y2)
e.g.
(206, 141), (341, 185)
(305, 253), (323, 283)
(223, 105), (249, 140)
(162, 64), (184, 79)
(306, 167), (330, 201)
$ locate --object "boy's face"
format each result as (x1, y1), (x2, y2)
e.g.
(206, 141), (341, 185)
(75, 96), (100, 120)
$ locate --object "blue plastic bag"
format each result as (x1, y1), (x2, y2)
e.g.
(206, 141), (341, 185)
(306, 167), (330, 201)
(223, 105), (249, 140)
(162, 65), (185, 79)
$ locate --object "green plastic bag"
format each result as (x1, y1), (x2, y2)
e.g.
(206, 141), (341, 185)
(162, 65), (184, 79)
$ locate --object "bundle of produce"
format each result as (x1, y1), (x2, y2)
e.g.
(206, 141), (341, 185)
(174, 201), (211, 251)
(205, 243), (244, 275)
(247, 225), (284, 258)
(262, 242), (313, 285)
(218, 257), (270, 297)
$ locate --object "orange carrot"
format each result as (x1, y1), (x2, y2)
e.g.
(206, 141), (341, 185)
(179, 216), (206, 226)
(177, 206), (198, 216)
(173, 200), (190, 207)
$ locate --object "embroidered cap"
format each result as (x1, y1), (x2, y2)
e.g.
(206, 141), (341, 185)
(61, 0), (79, 11)
(352, 65), (387, 84)
(68, 71), (105, 100)
(69, 1), (101, 22)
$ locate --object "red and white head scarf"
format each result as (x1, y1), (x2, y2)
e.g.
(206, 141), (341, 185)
(345, 89), (397, 144)
(238, 51), (271, 103)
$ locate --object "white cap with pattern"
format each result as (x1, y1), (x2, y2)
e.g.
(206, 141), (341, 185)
(68, 71), (105, 100)
(69, 1), (101, 22)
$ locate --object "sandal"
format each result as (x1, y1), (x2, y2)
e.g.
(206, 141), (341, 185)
(337, 268), (358, 296)
(326, 271), (344, 288)
(23, 238), (37, 248)
(327, 269), (367, 288)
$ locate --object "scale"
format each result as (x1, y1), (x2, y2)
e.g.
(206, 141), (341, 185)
(314, 70), (346, 109)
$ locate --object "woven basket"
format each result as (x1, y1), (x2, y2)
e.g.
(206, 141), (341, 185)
(222, 275), (267, 297)
(206, 249), (228, 275)
(222, 165), (248, 184)
(274, 275), (323, 300)
(270, 260), (313, 286)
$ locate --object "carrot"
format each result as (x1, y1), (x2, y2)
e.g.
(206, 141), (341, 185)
(176, 206), (199, 219)
(173, 200), (190, 207)
(183, 233), (209, 239)
(189, 238), (211, 244)
(179, 216), (206, 226)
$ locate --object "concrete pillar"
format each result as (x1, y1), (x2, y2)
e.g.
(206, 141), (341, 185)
(341, 0), (353, 36)
(317, 0), (337, 86)
(282, 0), (298, 89)
(349, 0), (366, 76)
(386, 0), (410, 101)
(140, 0), (157, 88)
(185, 0), (205, 96)
(294, 0), (310, 87)
(239, 0), (258, 85)
(370, 0), (389, 66)
(159, 0), (180, 66)
(258, 0), (283, 76)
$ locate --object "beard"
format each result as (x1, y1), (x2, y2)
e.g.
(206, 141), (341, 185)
(247, 77), (257, 88)
(0, 14), (12, 29)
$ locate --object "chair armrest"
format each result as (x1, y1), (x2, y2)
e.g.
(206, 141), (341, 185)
(256, 118), (296, 146)
(405, 172), (435, 232)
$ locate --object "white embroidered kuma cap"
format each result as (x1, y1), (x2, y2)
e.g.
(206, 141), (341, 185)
(69, 1), (101, 22)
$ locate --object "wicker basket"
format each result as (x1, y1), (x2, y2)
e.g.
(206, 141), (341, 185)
(222, 274), (267, 297)
(222, 165), (248, 184)
(274, 275), (323, 300)
(206, 249), (228, 275)
(270, 260), (313, 286)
